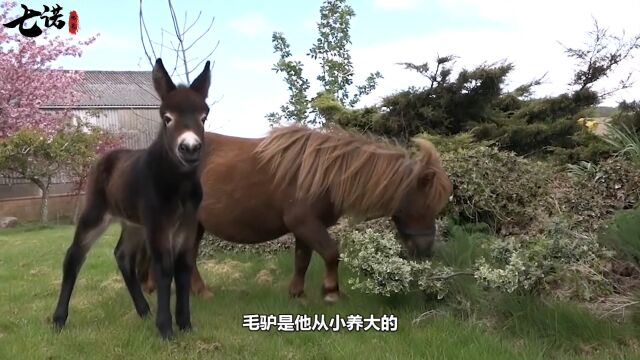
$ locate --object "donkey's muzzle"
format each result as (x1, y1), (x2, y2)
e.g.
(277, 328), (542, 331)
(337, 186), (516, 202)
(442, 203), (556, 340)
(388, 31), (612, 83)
(178, 141), (201, 165)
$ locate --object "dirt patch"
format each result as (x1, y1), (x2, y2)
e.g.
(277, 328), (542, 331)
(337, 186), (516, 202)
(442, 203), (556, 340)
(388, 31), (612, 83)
(195, 340), (222, 353)
(201, 259), (250, 282)
(255, 270), (273, 285)
(100, 275), (124, 291)
(29, 267), (50, 276)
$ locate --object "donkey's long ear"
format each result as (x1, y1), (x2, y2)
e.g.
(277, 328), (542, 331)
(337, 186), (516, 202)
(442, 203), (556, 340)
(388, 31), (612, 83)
(152, 58), (176, 99)
(189, 61), (211, 99)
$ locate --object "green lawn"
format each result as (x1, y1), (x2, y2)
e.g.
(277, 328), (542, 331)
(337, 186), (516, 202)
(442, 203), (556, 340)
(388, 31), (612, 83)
(0, 224), (639, 359)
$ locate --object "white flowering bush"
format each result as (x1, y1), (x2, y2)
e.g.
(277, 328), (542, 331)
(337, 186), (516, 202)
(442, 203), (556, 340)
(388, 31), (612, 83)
(473, 221), (614, 300)
(340, 228), (454, 298)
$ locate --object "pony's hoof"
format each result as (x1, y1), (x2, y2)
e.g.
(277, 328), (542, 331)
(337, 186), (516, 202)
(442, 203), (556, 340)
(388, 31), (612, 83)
(323, 292), (340, 303)
(289, 288), (305, 298)
(143, 283), (155, 294)
(198, 289), (213, 300)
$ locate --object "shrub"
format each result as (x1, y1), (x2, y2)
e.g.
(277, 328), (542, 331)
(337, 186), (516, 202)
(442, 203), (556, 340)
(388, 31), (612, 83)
(610, 100), (640, 133)
(554, 157), (640, 233)
(598, 207), (640, 265)
(198, 233), (294, 257)
(340, 228), (454, 297)
(600, 123), (640, 165)
(417, 132), (490, 153)
(474, 219), (614, 300)
(439, 144), (551, 235)
(473, 118), (615, 163)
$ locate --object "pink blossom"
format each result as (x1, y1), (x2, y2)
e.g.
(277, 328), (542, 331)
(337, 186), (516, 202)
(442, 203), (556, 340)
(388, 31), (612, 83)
(0, 1), (97, 138)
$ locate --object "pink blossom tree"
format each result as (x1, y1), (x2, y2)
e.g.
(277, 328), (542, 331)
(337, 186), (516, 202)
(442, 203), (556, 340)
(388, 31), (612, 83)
(0, 0), (96, 137)
(1, 1), (121, 223)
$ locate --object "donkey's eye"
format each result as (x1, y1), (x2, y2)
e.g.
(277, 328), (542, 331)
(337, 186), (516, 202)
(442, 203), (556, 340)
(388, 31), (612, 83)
(200, 114), (207, 124)
(163, 114), (174, 125)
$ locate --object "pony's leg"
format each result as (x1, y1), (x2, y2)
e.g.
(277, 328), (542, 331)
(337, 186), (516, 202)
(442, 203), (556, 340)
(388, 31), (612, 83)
(52, 201), (110, 329)
(190, 223), (212, 299)
(114, 225), (150, 318)
(289, 238), (312, 298)
(141, 223), (210, 299)
(136, 245), (156, 294)
(286, 217), (340, 303)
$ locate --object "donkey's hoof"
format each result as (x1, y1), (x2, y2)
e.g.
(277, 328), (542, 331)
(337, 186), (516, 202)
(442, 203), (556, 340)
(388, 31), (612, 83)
(51, 314), (67, 331)
(137, 304), (151, 318)
(159, 327), (175, 340)
(178, 322), (193, 332)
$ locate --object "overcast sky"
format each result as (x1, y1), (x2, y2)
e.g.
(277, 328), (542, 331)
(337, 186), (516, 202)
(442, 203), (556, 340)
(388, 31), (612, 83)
(9, 0), (640, 137)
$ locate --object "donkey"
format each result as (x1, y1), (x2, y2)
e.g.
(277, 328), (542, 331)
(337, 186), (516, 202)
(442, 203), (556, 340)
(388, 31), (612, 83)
(51, 58), (211, 340)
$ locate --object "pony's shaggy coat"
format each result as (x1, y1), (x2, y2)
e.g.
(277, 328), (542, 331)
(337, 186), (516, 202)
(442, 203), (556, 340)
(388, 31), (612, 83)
(255, 125), (451, 217)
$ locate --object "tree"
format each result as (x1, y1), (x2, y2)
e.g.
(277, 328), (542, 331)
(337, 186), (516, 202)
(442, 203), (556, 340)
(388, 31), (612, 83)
(267, 0), (383, 127)
(0, 128), (69, 224)
(63, 117), (121, 223)
(138, 0), (218, 83)
(561, 17), (640, 99)
(0, 1), (96, 138)
(0, 120), (119, 224)
(318, 56), (514, 142)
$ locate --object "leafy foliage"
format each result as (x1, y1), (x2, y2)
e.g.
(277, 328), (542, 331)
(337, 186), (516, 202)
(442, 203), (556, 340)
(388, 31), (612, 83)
(438, 143), (551, 234)
(611, 100), (640, 132)
(555, 157), (640, 233)
(326, 57), (513, 142)
(267, 32), (311, 125)
(561, 17), (640, 97)
(199, 233), (294, 256)
(267, 0), (382, 126)
(598, 207), (640, 265)
(340, 227), (453, 297)
(600, 123), (640, 164)
(474, 222), (614, 301)
(0, 120), (119, 223)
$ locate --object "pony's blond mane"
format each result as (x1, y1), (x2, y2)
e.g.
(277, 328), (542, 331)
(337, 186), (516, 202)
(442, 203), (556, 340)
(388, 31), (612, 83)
(254, 125), (452, 217)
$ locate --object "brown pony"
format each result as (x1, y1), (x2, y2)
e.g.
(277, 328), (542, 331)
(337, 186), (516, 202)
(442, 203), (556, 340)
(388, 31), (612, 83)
(52, 58), (211, 340)
(142, 125), (452, 302)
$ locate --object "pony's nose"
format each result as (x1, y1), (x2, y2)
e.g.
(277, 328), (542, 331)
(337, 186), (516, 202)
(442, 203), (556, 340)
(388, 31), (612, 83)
(178, 141), (201, 161)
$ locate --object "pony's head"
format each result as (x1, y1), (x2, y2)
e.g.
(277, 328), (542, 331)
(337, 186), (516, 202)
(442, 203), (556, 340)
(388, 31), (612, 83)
(391, 139), (452, 259)
(152, 58), (211, 171)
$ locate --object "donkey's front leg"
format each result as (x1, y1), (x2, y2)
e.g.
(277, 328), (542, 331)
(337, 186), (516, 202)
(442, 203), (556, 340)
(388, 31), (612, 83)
(174, 248), (194, 332)
(148, 229), (175, 340)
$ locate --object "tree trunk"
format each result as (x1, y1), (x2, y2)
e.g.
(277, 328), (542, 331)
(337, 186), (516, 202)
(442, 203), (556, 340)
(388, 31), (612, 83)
(73, 192), (82, 224)
(39, 181), (51, 225)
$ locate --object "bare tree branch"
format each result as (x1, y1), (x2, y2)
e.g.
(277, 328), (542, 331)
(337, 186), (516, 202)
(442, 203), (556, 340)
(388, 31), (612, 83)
(560, 16), (640, 98)
(139, 0), (156, 69)
(139, 0), (218, 82)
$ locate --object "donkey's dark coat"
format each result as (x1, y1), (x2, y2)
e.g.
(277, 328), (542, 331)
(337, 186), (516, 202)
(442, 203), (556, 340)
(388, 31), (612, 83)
(51, 58), (211, 339)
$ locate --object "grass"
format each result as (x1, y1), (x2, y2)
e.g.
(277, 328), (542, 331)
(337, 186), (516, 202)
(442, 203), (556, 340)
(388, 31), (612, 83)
(1, 225), (640, 359)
